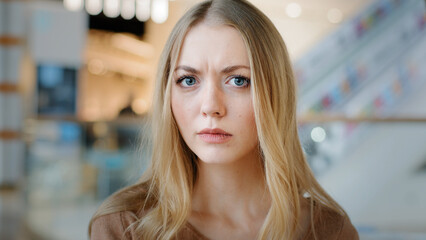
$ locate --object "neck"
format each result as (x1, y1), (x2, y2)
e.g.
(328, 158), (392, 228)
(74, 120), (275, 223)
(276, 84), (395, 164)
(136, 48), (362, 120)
(191, 153), (271, 220)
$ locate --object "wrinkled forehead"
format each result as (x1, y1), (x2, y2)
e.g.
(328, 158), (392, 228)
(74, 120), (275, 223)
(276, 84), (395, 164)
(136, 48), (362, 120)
(175, 21), (251, 68)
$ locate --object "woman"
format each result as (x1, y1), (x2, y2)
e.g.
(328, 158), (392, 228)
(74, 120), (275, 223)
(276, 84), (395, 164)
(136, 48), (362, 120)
(89, 0), (359, 239)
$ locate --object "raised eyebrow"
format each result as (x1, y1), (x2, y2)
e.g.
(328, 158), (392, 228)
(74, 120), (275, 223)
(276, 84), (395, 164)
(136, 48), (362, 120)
(174, 65), (199, 74)
(221, 65), (250, 74)
(174, 65), (250, 74)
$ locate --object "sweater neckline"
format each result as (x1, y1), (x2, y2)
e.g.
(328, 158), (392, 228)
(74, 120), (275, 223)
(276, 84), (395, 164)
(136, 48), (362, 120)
(184, 218), (313, 240)
(185, 222), (211, 240)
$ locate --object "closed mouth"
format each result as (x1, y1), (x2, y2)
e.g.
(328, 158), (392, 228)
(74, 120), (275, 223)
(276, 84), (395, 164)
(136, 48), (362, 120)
(197, 128), (232, 143)
(197, 128), (232, 135)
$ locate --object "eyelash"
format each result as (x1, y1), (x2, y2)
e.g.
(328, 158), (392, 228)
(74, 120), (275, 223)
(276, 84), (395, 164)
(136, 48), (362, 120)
(176, 75), (197, 86)
(229, 75), (251, 88)
(175, 75), (251, 88)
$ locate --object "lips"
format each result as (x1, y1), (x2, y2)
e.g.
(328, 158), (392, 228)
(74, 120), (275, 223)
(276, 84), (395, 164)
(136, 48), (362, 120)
(197, 128), (232, 143)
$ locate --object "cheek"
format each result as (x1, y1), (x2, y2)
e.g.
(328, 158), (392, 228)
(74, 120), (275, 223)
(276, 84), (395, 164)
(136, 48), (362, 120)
(171, 94), (194, 131)
(236, 105), (257, 135)
(248, 113), (257, 136)
(171, 98), (184, 126)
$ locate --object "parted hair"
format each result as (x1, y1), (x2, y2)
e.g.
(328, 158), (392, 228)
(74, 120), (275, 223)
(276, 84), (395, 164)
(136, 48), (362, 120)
(89, 0), (346, 239)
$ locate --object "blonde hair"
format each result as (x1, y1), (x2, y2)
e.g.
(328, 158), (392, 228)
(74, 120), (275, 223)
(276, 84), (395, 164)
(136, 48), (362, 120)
(89, 0), (346, 239)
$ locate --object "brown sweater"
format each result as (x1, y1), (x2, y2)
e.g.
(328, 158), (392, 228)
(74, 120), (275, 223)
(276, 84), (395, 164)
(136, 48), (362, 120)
(91, 207), (359, 240)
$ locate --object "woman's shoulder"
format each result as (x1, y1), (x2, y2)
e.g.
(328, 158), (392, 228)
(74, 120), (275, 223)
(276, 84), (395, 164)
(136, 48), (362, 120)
(308, 204), (359, 240)
(90, 183), (154, 239)
(91, 211), (138, 240)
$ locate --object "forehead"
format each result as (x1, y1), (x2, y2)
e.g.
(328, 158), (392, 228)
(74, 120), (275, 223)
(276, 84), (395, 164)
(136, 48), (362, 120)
(176, 22), (250, 67)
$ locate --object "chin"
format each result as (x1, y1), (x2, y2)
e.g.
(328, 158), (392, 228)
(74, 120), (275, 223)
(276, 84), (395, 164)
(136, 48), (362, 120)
(196, 152), (243, 165)
(197, 158), (234, 165)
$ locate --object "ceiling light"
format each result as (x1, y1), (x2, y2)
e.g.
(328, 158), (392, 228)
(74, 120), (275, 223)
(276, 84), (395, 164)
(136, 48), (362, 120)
(85, 0), (103, 15)
(311, 127), (326, 143)
(151, 0), (169, 24)
(136, 0), (150, 22)
(327, 8), (343, 23)
(121, 0), (136, 20)
(64, 0), (83, 11)
(131, 98), (148, 114)
(104, 0), (120, 18)
(88, 59), (106, 75)
(286, 2), (302, 18)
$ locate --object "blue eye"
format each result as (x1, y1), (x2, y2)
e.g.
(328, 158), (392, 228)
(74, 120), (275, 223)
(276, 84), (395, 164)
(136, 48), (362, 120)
(177, 76), (197, 87)
(229, 76), (250, 87)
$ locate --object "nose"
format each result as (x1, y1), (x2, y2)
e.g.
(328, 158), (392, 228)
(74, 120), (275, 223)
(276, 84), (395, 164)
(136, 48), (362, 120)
(200, 81), (226, 118)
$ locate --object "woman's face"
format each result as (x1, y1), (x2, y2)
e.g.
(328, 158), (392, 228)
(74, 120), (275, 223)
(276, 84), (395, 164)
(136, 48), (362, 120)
(171, 23), (259, 165)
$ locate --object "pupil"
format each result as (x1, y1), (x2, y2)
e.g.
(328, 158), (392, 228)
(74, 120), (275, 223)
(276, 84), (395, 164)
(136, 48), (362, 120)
(186, 78), (194, 85)
(235, 78), (244, 86)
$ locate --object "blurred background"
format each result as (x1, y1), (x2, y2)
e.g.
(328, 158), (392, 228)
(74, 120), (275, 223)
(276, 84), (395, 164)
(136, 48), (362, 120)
(0, 0), (425, 239)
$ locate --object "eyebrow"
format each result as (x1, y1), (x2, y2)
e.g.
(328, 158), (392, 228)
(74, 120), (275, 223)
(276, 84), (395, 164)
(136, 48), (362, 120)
(221, 65), (250, 74)
(174, 65), (200, 74)
(174, 65), (250, 74)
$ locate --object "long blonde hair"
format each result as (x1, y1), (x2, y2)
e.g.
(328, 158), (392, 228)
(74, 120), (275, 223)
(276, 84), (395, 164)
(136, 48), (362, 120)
(89, 0), (346, 239)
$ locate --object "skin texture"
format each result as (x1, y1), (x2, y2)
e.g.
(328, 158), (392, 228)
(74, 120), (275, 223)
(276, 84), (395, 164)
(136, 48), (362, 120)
(171, 23), (258, 165)
(171, 23), (270, 240)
